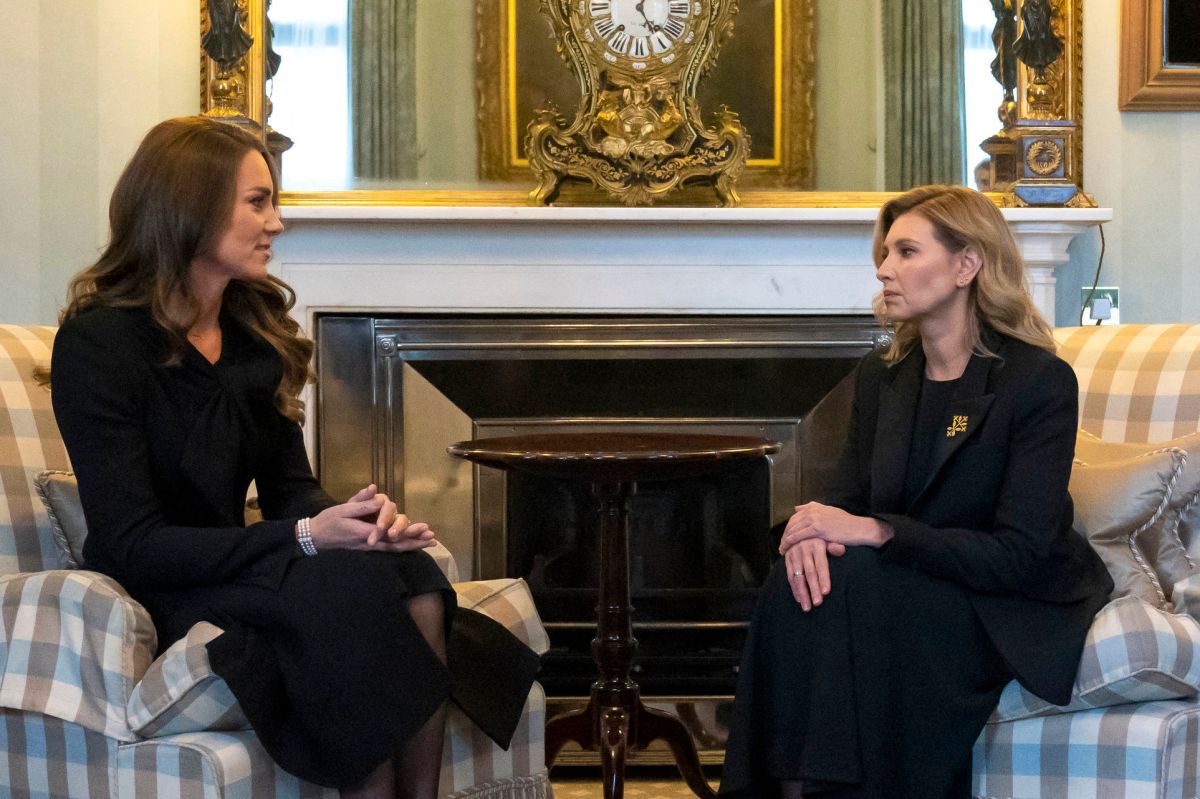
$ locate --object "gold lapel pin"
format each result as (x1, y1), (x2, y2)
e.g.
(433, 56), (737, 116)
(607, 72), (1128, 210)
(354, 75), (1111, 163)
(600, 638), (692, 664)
(946, 416), (969, 437)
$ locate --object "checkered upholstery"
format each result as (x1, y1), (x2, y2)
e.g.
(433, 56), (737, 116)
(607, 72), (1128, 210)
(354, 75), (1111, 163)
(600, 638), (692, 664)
(974, 700), (1200, 799)
(0, 325), (551, 798)
(0, 325), (70, 575)
(989, 596), (1200, 723)
(973, 325), (1200, 798)
(1054, 325), (1200, 443)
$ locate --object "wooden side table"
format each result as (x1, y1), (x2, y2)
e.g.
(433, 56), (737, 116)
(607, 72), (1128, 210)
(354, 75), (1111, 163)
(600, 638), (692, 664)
(448, 433), (780, 799)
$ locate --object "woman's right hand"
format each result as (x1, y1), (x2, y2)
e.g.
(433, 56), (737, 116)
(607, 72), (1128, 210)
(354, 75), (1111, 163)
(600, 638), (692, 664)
(307, 489), (437, 552)
(785, 538), (843, 611)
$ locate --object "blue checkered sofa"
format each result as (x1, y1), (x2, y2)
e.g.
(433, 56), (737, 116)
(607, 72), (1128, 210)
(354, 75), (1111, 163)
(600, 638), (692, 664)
(972, 325), (1200, 799)
(0, 324), (553, 798)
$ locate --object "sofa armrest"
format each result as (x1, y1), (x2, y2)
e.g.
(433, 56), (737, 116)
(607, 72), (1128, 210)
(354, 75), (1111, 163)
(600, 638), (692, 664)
(453, 578), (550, 656)
(989, 595), (1200, 723)
(127, 620), (250, 738)
(428, 540), (460, 582)
(0, 570), (156, 741)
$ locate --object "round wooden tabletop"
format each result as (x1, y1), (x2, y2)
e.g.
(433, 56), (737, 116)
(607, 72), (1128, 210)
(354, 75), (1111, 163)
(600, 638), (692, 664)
(447, 432), (781, 482)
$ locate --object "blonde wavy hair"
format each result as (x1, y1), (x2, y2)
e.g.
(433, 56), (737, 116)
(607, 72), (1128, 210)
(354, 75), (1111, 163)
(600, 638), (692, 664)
(871, 184), (1055, 364)
(51, 117), (313, 423)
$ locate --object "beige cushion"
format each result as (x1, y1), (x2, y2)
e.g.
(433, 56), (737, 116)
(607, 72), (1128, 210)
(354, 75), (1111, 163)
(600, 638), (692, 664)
(33, 470), (88, 569)
(1069, 448), (1185, 607)
(1076, 431), (1200, 605)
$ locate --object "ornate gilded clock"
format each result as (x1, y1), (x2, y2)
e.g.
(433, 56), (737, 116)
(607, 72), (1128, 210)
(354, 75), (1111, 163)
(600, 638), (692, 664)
(527, 0), (750, 206)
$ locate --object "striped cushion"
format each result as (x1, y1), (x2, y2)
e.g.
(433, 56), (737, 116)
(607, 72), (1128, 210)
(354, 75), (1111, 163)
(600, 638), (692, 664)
(0, 325), (70, 576)
(990, 596), (1200, 723)
(0, 570), (156, 741)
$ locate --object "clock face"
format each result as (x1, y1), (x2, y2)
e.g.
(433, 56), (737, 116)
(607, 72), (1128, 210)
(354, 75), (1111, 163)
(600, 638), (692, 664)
(583, 0), (697, 67)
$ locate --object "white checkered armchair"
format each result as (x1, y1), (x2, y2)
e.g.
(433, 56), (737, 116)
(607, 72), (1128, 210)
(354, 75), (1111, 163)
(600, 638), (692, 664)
(0, 324), (553, 798)
(973, 325), (1200, 799)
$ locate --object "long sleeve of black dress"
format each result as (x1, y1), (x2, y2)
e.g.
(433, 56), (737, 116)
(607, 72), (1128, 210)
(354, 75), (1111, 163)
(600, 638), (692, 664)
(51, 306), (333, 594)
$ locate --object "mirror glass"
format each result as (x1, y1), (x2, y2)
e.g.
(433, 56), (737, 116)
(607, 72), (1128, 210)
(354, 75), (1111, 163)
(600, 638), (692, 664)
(267, 0), (1007, 195)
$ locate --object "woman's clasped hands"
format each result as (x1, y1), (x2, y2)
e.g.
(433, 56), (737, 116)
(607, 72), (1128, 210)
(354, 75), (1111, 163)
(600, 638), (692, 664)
(778, 502), (893, 611)
(308, 484), (437, 552)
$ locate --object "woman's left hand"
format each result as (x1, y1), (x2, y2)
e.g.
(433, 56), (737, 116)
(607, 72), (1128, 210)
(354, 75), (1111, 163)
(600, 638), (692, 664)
(347, 484), (437, 548)
(779, 501), (893, 553)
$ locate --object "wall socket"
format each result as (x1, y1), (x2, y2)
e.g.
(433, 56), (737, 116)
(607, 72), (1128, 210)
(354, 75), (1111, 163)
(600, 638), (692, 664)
(1081, 287), (1119, 325)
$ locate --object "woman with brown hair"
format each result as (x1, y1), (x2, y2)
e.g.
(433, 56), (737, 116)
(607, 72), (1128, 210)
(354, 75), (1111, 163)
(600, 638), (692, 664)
(719, 185), (1112, 798)
(49, 116), (538, 798)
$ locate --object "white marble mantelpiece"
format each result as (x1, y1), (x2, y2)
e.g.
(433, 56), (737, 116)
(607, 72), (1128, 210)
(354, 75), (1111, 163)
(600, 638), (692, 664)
(273, 205), (1114, 331)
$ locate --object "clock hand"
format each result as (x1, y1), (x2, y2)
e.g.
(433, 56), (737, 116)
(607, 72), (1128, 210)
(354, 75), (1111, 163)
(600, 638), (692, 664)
(635, 0), (660, 32)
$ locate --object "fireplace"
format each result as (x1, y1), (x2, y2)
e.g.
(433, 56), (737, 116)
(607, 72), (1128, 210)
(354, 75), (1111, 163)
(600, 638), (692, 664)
(314, 314), (877, 762)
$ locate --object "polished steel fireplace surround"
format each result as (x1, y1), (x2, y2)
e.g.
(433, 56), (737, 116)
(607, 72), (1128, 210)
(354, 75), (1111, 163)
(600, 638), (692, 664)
(314, 314), (877, 763)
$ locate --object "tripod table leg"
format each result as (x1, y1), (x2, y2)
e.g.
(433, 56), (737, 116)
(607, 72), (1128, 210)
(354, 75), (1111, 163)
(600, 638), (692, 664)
(635, 702), (718, 799)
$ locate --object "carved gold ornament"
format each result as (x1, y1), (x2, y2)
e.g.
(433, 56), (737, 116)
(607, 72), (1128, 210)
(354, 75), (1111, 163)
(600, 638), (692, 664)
(526, 0), (750, 206)
(1004, 0), (1088, 207)
(1025, 138), (1063, 175)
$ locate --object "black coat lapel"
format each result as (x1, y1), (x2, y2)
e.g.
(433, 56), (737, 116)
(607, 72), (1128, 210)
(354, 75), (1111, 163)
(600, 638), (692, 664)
(870, 348), (923, 512)
(909, 350), (998, 508)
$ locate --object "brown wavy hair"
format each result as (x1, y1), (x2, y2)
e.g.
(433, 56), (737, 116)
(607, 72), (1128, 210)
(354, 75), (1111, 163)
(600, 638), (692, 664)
(55, 116), (313, 423)
(871, 184), (1055, 364)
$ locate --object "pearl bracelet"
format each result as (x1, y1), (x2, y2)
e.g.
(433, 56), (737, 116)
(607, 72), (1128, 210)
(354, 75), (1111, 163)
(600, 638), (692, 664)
(296, 517), (318, 557)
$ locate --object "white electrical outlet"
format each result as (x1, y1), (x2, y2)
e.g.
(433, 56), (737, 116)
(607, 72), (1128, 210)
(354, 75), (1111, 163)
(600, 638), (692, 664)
(1081, 287), (1120, 325)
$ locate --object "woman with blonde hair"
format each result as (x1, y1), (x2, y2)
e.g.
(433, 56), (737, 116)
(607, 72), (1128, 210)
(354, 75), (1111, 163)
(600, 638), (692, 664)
(50, 116), (538, 798)
(720, 185), (1112, 799)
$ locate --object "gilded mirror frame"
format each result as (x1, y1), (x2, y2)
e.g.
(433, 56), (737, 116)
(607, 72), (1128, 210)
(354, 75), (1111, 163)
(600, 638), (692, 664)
(475, 0), (814, 191)
(200, 0), (1089, 207)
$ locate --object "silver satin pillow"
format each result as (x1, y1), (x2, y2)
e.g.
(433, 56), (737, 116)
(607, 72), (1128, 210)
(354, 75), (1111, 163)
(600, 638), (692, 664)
(1076, 431), (1200, 606)
(1069, 448), (1185, 608)
(33, 470), (87, 569)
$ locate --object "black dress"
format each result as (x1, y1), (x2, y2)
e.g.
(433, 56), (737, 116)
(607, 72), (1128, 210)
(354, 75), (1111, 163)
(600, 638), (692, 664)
(51, 306), (540, 789)
(720, 339), (1113, 799)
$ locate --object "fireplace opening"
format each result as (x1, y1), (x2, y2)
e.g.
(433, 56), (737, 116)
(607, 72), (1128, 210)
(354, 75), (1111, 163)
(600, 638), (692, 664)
(314, 314), (878, 761)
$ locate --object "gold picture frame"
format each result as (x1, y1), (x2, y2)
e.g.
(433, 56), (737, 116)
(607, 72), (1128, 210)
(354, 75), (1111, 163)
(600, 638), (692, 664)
(475, 0), (815, 190)
(1120, 0), (1200, 110)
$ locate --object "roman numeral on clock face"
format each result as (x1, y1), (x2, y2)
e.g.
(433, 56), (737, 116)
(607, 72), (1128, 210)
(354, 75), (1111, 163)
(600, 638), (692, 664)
(630, 36), (649, 58)
(607, 29), (631, 54)
(668, 0), (689, 15)
(663, 17), (685, 38)
(590, 0), (612, 14)
(652, 30), (673, 52)
(595, 17), (617, 38)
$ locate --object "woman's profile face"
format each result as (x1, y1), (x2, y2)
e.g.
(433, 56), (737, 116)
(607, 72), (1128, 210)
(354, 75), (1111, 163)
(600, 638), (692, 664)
(875, 211), (970, 326)
(191, 150), (283, 285)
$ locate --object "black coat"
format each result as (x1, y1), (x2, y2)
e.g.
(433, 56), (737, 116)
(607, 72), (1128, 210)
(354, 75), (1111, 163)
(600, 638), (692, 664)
(825, 331), (1113, 705)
